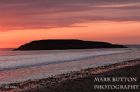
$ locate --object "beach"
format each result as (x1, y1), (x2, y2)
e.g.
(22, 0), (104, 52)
(0, 48), (139, 92)
(0, 58), (139, 92)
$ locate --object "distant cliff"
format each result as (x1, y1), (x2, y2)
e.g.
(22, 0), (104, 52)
(14, 39), (127, 50)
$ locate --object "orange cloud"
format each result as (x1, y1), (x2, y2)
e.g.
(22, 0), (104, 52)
(0, 21), (140, 48)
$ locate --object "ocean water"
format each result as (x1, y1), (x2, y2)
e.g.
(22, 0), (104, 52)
(0, 49), (129, 71)
(0, 48), (140, 84)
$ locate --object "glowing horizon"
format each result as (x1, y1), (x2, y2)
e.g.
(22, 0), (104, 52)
(0, 0), (140, 48)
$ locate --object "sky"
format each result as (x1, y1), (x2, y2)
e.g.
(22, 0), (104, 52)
(0, 0), (140, 48)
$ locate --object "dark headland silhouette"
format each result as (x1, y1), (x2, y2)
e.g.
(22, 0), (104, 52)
(14, 39), (127, 50)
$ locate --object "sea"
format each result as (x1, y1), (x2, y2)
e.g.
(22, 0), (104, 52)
(0, 48), (140, 84)
(0, 48), (131, 71)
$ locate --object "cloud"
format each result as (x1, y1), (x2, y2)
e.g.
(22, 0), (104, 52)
(0, 0), (140, 30)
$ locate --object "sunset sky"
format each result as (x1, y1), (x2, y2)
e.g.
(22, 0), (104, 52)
(0, 0), (140, 48)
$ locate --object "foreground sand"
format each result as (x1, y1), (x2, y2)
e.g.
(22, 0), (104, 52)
(0, 59), (140, 92)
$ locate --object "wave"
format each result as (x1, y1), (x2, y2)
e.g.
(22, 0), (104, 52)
(0, 49), (129, 71)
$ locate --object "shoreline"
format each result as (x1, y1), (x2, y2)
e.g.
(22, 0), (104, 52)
(0, 59), (140, 92)
(0, 48), (130, 72)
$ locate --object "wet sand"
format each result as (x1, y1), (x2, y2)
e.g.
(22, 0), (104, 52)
(0, 59), (140, 92)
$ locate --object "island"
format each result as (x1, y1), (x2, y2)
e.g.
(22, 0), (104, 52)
(14, 39), (127, 50)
